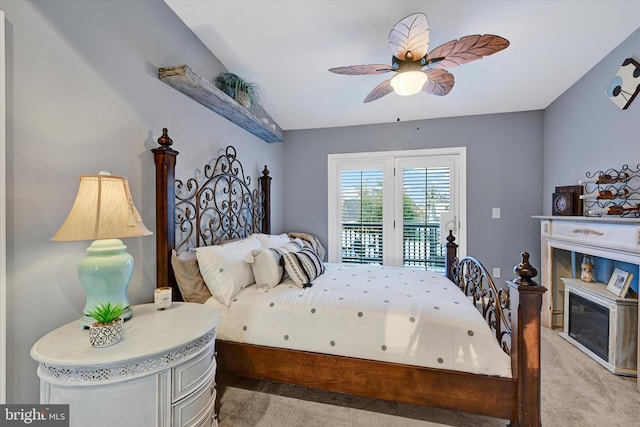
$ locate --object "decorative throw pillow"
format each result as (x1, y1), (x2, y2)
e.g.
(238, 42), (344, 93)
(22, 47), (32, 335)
(171, 249), (211, 304)
(246, 240), (303, 290)
(281, 247), (326, 288)
(287, 232), (326, 261)
(196, 236), (261, 306)
(253, 233), (292, 249)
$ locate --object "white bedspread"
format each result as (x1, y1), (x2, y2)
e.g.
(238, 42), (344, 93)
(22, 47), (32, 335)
(205, 263), (512, 378)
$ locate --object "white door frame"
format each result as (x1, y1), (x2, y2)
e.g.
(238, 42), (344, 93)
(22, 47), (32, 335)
(1, 9), (7, 404)
(327, 147), (467, 264)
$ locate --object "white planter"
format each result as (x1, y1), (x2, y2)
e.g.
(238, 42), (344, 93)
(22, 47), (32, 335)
(89, 318), (124, 348)
(235, 90), (251, 109)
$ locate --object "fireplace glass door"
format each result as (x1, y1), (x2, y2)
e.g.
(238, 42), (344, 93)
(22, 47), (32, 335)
(568, 292), (609, 362)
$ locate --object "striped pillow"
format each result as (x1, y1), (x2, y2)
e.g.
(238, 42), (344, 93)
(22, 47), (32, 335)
(246, 240), (304, 290)
(281, 248), (325, 288)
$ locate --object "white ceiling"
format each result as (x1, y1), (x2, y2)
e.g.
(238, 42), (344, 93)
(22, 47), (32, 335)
(165, 0), (640, 131)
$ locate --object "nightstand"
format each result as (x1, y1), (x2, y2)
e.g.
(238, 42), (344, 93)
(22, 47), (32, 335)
(31, 302), (220, 427)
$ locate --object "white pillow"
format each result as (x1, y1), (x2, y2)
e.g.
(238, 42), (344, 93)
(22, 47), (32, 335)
(246, 240), (303, 291)
(253, 233), (291, 249)
(196, 236), (261, 306)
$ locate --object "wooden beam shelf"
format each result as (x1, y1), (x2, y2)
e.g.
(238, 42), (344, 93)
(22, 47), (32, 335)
(158, 65), (283, 143)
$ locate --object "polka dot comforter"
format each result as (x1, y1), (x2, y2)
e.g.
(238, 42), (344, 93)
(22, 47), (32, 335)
(205, 262), (512, 378)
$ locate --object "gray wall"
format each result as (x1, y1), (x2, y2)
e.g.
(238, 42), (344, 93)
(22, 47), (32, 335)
(2, 0), (283, 403)
(282, 111), (545, 281)
(543, 27), (640, 206)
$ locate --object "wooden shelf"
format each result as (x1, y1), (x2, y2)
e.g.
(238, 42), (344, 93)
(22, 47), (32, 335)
(158, 65), (283, 143)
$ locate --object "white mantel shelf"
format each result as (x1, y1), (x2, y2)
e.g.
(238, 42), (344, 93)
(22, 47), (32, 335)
(533, 215), (640, 224)
(534, 215), (640, 258)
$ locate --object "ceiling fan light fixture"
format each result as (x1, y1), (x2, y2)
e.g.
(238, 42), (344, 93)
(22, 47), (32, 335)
(390, 71), (428, 96)
(329, 13), (509, 102)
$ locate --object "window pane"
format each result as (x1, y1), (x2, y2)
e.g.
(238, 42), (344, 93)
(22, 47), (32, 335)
(402, 167), (450, 271)
(340, 170), (383, 264)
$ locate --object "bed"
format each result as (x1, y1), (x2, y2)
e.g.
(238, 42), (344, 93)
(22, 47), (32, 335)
(151, 128), (546, 426)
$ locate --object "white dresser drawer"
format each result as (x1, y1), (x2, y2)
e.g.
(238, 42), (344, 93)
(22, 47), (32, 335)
(196, 395), (217, 427)
(172, 370), (216, 427)
(173, 342), (216, 401)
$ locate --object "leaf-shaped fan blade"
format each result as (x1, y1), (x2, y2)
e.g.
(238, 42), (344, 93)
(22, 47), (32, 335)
(388, 13), (430, 61)
(426, 34), (510, 69)
(422, 69), (454, 96)
(363, 79), (394, 103)
(329, 64), (394, 75)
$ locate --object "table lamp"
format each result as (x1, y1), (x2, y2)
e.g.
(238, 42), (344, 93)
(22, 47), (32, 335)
(52, 173), (152, 327)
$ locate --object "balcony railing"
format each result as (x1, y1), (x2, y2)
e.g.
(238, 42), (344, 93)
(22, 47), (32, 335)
(341, 222), (383, 264)
(341, 223), (445, 271)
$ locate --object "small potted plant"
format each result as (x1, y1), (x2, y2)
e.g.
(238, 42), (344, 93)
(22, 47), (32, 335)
(214, 72), (263, 113)
(87, 302), (126, 348)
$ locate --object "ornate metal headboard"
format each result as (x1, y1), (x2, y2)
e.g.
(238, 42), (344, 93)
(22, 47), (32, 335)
(152, 128), (271, 299)
(174, 145), (267, 252)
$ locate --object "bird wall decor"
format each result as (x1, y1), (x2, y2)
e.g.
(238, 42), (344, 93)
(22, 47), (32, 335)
(329, 13), (510, 102)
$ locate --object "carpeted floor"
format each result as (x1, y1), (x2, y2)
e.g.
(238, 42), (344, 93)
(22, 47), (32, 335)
(216, 327), (639, 426)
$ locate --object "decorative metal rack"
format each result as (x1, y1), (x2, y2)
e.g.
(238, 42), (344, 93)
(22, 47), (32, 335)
(580, 164), (640, 217)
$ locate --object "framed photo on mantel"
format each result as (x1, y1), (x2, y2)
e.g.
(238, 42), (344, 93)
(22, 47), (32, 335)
(552, 185), (583, 216)
(606, 268), (633, 297)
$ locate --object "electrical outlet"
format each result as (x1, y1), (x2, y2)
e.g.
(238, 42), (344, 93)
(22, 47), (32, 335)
(492, 268), (501, 278)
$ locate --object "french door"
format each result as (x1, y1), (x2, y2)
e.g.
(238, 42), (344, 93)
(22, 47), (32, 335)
(393, 156), (455, 270)
(328, 147), (466, 270)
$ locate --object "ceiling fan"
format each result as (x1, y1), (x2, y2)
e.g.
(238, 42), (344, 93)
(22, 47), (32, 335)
(329, 13), (510, 102)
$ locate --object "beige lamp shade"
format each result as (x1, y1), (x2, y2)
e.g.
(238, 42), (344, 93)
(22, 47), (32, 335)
(52, 174), (152, 241)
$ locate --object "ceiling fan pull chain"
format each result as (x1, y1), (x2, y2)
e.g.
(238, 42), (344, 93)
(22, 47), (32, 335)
(416, 94), (420, 130)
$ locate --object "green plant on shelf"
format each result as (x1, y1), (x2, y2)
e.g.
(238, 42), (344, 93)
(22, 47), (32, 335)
(214, 72), (263, 114)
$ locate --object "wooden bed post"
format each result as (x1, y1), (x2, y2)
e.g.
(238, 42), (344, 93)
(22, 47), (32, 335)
(259, 165), (271, 235)
(445, 230), (458, 280)
(151, 129), (272, 300)
(507, 252), (546, 427)
(152, 128), (178, 296)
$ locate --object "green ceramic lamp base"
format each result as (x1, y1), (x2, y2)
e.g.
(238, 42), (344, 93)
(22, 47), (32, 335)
(78, 239), (134, 328)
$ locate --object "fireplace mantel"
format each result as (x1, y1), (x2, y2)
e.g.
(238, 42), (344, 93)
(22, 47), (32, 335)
(534, 215), (640, 255)
(534, 215), (640, 327)
(534, 215), (640, 224)
(534, 216), (640, 387)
